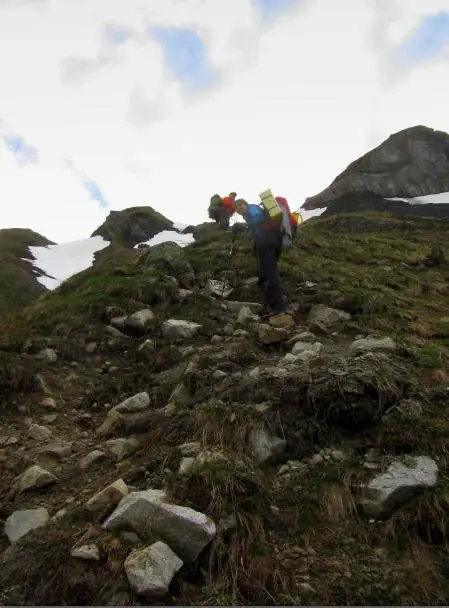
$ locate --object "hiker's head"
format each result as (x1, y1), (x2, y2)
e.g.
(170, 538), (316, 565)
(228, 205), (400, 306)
(234, 198), (248, 216)
(229, 192), (237, 201)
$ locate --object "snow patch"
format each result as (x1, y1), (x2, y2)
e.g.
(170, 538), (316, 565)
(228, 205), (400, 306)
(297, 207), (326, 221)
(135, 230), (195, 248)
(172, 221), (189, 233)
(386, 192), (449, 205)
(27, 235), (110, 290)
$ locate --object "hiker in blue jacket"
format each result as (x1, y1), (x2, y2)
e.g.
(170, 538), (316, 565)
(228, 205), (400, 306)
(233, 198), (286, 316)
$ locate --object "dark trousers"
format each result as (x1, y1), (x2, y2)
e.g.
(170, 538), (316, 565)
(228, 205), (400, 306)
(256, 245), (285, 313)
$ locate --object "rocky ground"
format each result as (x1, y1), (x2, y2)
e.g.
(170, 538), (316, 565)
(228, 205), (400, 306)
(1, 212), (449, 605)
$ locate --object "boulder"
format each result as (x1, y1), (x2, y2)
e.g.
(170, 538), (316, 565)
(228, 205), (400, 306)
(125, 309), (155, 332)
(139, 242), (195, 288)
(359, 456), (438, 518)
(27, 423), (53, 442)
(16, 465), (57, 493)
(103, 490), (216, 561)
(268, 313), (295, 331)
(237, 306), (259, 326)
(162, 319), (202, 340)
(256, 324), (288, 345)
(249, 428), (287, 466)
(79, 449), (107, 471)
(124, 541), (183, 598)
(105, 438), (141, 462)
(350, 336), (396, 354)
(110, 392), (151, 414)
(308, 305), (350, 328)
(96, 410), (125, 437)
(4, 507), (50, 543)
(71, 544), (101, 561)
(37, 441), (72, 461)
(85, 479), (129, 515)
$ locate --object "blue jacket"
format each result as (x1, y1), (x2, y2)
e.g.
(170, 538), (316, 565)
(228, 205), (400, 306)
(243, 204), (282, 248)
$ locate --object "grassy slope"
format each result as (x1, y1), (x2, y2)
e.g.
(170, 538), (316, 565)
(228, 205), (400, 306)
(1, 212), (449, 605)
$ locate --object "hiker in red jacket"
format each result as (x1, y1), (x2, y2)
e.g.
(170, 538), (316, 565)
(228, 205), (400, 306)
(208, 192), (237, 229)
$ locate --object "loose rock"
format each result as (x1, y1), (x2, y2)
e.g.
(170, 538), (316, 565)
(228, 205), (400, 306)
(110, 392), (151, 414)
(71, 544), (101, 561)
(359, 455), (438, 518)
(162, 319), (202, 340)
(86, 478), (129, 516)
(103, 489), (216, 561)
(249, 428), (287, 466)
(4, 507), (50, 543)
(16, 465), (57, 493)
(350, 336), (396, 354)
(105, 438), (141, 462)
(124, 541), (183, 599)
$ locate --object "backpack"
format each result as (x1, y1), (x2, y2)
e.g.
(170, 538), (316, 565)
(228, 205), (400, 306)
(209, 194), (223, 210)
(276, 197), (298, 248)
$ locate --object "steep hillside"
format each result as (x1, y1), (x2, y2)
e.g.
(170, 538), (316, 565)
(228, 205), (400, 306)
(1, 213), (449, 605)
(303, 125), (449, 213)
(0, 228), (54, 315)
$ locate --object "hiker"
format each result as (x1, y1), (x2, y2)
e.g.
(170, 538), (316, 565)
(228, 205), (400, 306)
(233, 196), (287, 316)
(208, 192), (237, 229)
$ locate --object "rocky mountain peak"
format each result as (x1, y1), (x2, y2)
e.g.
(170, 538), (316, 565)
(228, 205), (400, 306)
(303, 124), (449, 211)
(91, 206), (174, 248)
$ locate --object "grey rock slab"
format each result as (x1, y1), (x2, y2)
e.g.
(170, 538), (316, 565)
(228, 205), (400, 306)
(105, 438), (141, 462)
(360, 456), (438, 518)
(124, 541), (183, 598)
(350, 336), (396, 354)
(110, 391), (150, 414)
(71, 543), (101, 561)
(103, 489), (216, 562)
(16, 465), (57, 493)
(4, 507), (50, 543)
(249, 428), (286, 466)
(162, 319), (202, 340)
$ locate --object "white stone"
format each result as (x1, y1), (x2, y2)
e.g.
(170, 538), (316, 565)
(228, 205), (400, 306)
(360, 456), (438, 518)
(16, 465), (57, 493)
(162, 319), (202, 340)
(103, 489), (216, 561)
(350, 336), (396, 354)
(110, 392), (150, 414)
(249, 428), (286, 466)
(105, 438), (141, 462)
(124, 541), (183, 598)
(4, 507), (50, 543)
(125, 309), (155, 330)
(71, 543), (100, 561)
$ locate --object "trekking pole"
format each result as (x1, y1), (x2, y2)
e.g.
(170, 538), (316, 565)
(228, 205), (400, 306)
(221, 229), (236, 297)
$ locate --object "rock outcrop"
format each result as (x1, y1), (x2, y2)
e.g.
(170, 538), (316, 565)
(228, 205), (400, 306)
(91, 206), (173, 248)
(303, 126), (449, 214)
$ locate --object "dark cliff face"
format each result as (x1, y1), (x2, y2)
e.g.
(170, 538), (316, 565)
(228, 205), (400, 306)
(0, 228), (55, 314)
(303, 125), (449, 211)
(91, 206), (173, 248)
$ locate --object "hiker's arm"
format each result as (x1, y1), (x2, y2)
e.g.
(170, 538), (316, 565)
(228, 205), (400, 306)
(246, 206), (265, 228)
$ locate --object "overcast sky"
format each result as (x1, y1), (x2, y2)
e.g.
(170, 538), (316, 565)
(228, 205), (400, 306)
(0, 0), (448, 243)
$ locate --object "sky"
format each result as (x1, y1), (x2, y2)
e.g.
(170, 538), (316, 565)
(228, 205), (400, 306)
(1, 0), (449, 243)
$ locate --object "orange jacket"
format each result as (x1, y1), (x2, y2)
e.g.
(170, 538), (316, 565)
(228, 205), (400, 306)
(222, 196), (235, 212)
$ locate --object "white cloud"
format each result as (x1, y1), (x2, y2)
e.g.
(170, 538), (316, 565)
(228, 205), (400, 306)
(0, 0), (448, 243)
